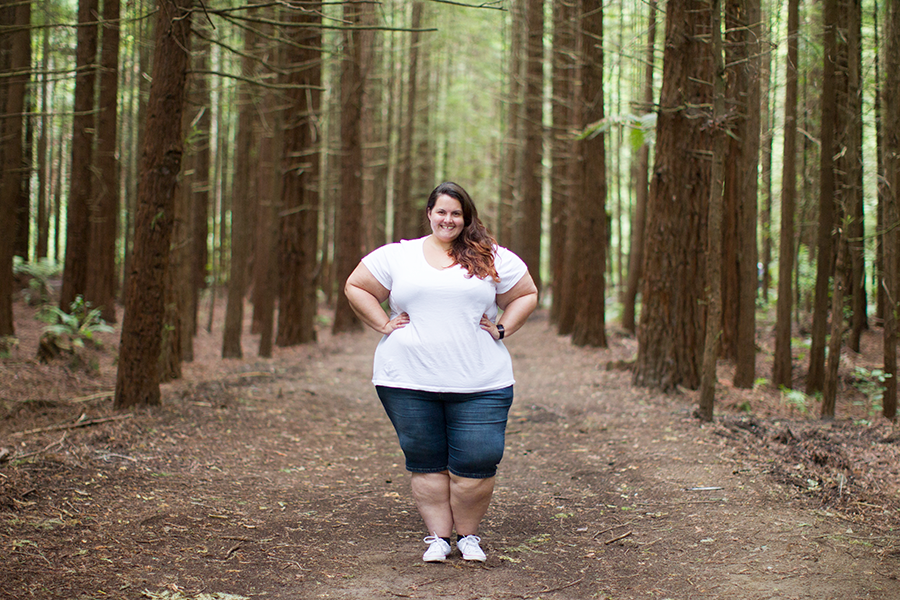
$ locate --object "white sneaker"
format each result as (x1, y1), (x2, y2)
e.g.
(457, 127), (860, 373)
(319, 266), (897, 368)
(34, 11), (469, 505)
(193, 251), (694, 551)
(457, 535), (486, 562)
(422, 534), (452, 562)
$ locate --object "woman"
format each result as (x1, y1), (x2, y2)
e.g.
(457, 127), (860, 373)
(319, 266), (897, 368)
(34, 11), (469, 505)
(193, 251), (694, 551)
(344, 181), (538, 563)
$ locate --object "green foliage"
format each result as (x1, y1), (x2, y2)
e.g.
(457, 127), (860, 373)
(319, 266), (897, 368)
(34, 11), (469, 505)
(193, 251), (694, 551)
(39, 296), (114, 350)
(780, 386), (811, 416)
(850, 366), (889, 421)
(12, 257), (60, 305)
(578, 112), (657, 151)
(0, 336), (19, 357)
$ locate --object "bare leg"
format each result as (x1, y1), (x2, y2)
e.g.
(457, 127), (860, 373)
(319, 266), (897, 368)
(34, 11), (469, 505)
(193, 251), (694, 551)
(449, 474), (495, 536)
(410, 471), (453, 537)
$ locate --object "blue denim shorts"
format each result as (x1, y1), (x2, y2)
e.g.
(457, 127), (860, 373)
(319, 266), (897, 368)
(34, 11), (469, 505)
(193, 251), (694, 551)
(376, 385), (514, 479)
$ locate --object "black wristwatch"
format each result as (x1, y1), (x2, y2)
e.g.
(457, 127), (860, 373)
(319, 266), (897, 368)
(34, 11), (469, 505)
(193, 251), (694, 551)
(496, 324), (505, 340)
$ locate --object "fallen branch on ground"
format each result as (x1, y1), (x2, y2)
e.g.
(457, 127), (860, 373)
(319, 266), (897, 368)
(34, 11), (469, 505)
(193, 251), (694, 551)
(12, 413), (133, 437)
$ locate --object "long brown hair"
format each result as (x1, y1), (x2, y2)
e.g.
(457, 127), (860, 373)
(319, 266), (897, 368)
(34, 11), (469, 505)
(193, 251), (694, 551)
(426, 182), (499, 282)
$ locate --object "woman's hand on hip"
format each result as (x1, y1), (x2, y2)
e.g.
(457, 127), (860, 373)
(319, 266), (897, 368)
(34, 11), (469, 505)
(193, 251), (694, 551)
(480, 314), (501, 340)
(381, 312), (410, 335)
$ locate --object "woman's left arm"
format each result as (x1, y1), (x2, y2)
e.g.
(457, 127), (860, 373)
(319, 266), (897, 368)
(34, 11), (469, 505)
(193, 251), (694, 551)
(482, 271), (539, 340)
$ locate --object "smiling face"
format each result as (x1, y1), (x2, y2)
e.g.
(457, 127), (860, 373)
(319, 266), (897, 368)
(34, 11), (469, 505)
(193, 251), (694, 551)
(427, 194), (465, 247)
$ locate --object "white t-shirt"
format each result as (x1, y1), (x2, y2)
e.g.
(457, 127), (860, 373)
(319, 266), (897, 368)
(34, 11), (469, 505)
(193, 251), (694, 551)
(361, 236), (529, 393)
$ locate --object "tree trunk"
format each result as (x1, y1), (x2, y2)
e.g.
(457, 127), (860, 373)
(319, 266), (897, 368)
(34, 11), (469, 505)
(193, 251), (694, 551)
(842, 0), (866, 353)
(276, 4), (321, 347)
(12, 24), (31, 262)
(773, 0), (799, 390)
(255, 104), (282, 358)
(633, 0), (714, 392)
(499, 0), (524, 248)
(36, 22), (50, 260)
(807, 0), (839, 395)
(730, 0), (761, 389)
(622, 0), (657, 335)
(699, 0), (727, 423)
(86, 0), (121, 323)
(571, 0), (606, 348)
(222, 26), (258, 359)
(549, 0), (576, 327)
(883, 0), (900, 421)
(759, 9), (774, 303)
(393, 2), (422, 242)
(875, 1), (885, 325)
(251, 9), (280, 357)
(333, 0), (365, 334)
(517, 0), (544, 290)
(60, 0), (98, 310)
(0, 0), (30, 336)
(822, 235), (848, 419)
(114, 0), (192, 409)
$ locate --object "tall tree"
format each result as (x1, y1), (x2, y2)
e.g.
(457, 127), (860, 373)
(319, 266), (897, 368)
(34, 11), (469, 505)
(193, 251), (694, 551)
(517, 0), (544, 290)
(549, 0), (576, 328)
(498, 0), (524, 248)
(773, 0), (800, 389)
(840, 0), (865, 352)
(85, 0), (121, 323)
(725, 0), (761, 388)
(622, 0), (658, 334)
(699, 0), (727, 423)
(277, 4), (321, 347)
(393, 2), (423, 242)
(0, 0), (30, 338)
(634, 0), (714, 391)
(36, 20), (50, 260)
(115, 0), (192, 409)
(222, 26), (258, 359)
(571, 0), (606, 348)
(883, 0), (900, 421)
(60, 0), (99, 310)
(333, 0), (365, 334)
(807, 0), (839, 395)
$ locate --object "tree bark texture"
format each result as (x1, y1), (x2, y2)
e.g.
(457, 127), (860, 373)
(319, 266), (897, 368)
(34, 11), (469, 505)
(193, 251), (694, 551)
(223, 27), (259, 359)
(277, 5), (321, 347)
(517, 0), (544, 290)
(822, 236), (848, 419)
(622, 0), (658, 335)
(333, 0), (365, 334)
(0, 0), (30, 336)
(699, 0), (727, 423)
(883, 0), (900, 420)
(773, 0), (799, 389)
(36, 23), (50, 260)
(549, 0), (576, 328)
(571, 0), (606, 348)
(839, 0), (866, 352)
(86, 0), (121, 323)
(60, 0), (98, 310)
(807, 0), (839, 395)
(634, 0), (714, 392)
(499, 0), (524, 248)
(729, 0), (761, 389)
(393, 2), (422, 242)
(114, 0), (191, 409)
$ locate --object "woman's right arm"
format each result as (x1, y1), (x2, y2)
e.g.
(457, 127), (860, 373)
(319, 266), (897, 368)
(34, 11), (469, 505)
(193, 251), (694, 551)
(344, 262), (409, 335)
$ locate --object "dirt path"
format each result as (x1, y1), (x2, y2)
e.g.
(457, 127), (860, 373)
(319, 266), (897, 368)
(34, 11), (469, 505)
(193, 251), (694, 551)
(2, 308), (898, 599)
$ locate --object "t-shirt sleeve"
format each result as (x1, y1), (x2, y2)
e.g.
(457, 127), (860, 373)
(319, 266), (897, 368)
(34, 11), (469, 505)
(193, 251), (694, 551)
(494, 246), (529, 295)
(361, 243), (398, 290)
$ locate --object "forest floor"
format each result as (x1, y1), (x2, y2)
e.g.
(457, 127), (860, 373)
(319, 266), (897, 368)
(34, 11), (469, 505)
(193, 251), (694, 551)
(1, 296), (900, 600)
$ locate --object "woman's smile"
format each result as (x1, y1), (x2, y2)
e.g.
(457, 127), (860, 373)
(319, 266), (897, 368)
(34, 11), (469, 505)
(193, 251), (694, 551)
(427, 195), (465, 246)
